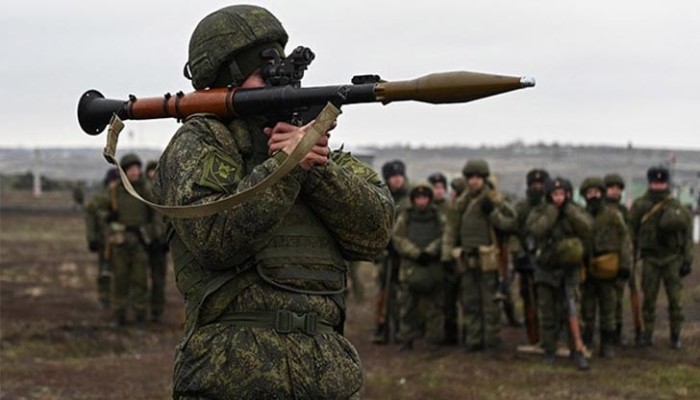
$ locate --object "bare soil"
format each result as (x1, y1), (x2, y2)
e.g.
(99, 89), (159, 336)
(1, 192), (699, 399)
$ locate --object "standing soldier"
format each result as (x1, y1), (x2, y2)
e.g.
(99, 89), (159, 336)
(442, 159), (517, 353)
(579, 177), (632, 358)
(84, 167), (119, 310)
(372, 159), (411, 344)
(629, 165), (694, 349)
(450, 176), (467, 202)
(511, 168), (549, 344)
(145, 160), (168, 322)
(393, 183), (445, 351)
(106, 153), (156, 327)
(152, 5), (394, 397)
(603, 173), (635, 345)
(526, 177), (591, 370)
(429, 172), (458, 345)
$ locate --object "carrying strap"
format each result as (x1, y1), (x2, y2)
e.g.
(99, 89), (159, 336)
(640, 197), (672, 225)
(103, 102), (341, 219)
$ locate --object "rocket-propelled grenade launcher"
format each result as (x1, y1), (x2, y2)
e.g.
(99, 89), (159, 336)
(78, 46), (535, 135)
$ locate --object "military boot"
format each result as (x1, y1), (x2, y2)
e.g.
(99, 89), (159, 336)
(110, 312), (127, 329)
(503, 301), (523, 327)
(638, 331), (653, 347)
(571, 351), (590, 371)
(613, 323), (623, 346)
(670, 332), (682, 350)
(372, 323), (388, 345)
(599, 330), (615, 358)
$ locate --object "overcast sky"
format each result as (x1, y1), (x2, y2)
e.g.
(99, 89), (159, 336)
(1, 0), (698, 151)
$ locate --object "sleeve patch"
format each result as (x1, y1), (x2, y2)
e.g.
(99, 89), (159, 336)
(199, 148), (243, 194)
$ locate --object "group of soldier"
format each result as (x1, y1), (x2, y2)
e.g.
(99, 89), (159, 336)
(370, 158), (694, 370)
(83, 154), (169, 328)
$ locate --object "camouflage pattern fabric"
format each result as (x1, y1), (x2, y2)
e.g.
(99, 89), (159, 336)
(84, 187), (112, 306)
(153, 115), (393, 399)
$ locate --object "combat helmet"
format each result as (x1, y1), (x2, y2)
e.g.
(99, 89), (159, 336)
(578, 176), (605, 197)
(185, 5), (289, 89)
(119, 153), (142, 170)
(462, 159), (490, 178)
(603, 173), (625, 190)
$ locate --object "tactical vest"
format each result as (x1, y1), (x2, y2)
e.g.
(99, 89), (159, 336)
(406, 207), (442, 248)
(457, 190), (492, 249)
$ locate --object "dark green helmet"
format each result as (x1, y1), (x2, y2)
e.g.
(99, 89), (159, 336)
(409, 181), (434, 201)
(119, 153), (142, 170)
(450, 176), (467, 196)
(462, 159), (490, 178)
(603, 173), (625, 189)
(185, 5), (289, 89)
(578, 176), (605, 197)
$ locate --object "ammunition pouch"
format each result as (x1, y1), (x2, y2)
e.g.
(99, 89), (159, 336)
(405, 263), (442, 293)
(589, 252), (620, 280)
(478, 244), (500, 272)
(552, 237), (584, 265)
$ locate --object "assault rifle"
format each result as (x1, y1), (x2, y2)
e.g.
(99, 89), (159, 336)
(77, 46), (535, 135)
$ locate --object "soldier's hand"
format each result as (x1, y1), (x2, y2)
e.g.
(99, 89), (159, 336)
(88, 240), (101, 253)
(617, 267), (631, 280)
(106, 210), (119, 222)
(679, 261), (692, 278)
(265, 121), (331, 170)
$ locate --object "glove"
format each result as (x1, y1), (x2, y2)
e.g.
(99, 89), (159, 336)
(416, 251), (432, 266)
(88, 240), (101, 253)
(679, 261), (692, 278)
(441, 261), (455, 274)
(106, 210), (119, 222)
(617, 267), (631, 280)
(481, 196), (495, 215)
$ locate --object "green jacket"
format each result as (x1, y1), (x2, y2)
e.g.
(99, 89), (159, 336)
(587, 203), (633, 274)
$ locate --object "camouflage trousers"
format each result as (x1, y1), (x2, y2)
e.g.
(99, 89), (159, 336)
(536, 282), (569, 354)
(642, 257), (684, 336)
(442, 267), (460, 342)
(460, 269), (500, 348)
(111, 233), (149, 318)
(399, 283), (445, 345)
(581, 278), (617, 333)
(95, 248), (111, 307)
(173, 325), (362, 399)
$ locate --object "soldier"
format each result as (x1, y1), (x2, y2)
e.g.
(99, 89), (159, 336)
(603, 173), (636, 345)
(579, 177), (632, 358)
(145, 160), (168, 322)
(450, 176), (467, 202)
(511, 168), (549, 344)
(84, 167), (119, 310)
(442, 159), (517, 353)
(393, 183), (445, 351)
(428, 172), (450, 215)
(372, 159), (411, 344)
(103, 154), (156, 328)
(151, 5), (394, 398)
(628, 165), (694, 349)
(526, 177), (591, 370)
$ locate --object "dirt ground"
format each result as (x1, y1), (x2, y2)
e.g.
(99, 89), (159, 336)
(1, 192), (699, 399)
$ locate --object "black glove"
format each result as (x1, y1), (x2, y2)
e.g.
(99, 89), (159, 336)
(416, 251), (432, 266)
(88, 240), (101, 253)
(442, 261), (455, 274)
(481, 196), (495, 215)
(617, 267), (631, 280)
(680, 261), (692, 278)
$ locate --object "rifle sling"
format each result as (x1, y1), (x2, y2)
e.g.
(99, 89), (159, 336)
(103, 102), (341, 219)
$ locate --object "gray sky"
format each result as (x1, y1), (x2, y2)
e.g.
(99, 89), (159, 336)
(1, 0), (699, 151)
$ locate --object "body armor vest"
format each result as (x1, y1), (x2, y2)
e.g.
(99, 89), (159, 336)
(406, 207), (442, 249)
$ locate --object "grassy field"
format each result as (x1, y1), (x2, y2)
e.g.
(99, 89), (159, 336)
(1, 190), (699, 399)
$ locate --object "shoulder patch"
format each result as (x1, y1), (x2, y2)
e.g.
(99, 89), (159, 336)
(330, 150), (382, 185)
(199, 147), (243, 194)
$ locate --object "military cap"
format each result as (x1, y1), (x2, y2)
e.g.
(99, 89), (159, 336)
(381, 159), (406, 180)
(427, 172), (448, 187)
(526, 168), (549, 186)
(647, 165), (670, 183)
(409, 182), (434, 201)
(545, 176), (569, 196)
(603, 173), (625, 190)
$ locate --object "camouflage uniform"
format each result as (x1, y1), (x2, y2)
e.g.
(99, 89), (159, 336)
(372, 160), (411, 344)
(84, 168), (119, 309)
(154, 7), (393, 397)
(442, 160), (517, 351)
(103, 155), (156, 325)
(526, 178), (592, 362)
(511, 168), (549, 344)
(579, 177), (632, 357)
(628, 166), (694, 348)
(393, 184), (445, 350)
